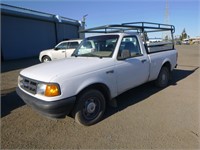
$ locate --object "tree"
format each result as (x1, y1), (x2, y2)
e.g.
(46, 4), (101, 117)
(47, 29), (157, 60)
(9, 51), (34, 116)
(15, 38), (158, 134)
(165, 35), (169, 41)
(180, 28), (188, 40)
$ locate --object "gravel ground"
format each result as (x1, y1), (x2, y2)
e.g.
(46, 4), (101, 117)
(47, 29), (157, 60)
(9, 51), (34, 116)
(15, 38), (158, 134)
(1, 45), (200, 149)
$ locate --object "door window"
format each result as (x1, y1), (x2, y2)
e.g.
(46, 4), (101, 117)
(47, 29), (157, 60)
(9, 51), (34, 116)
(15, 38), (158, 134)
(68, 42), (79, 49)
(118, 36), (142, 59)
(55, 42), (68, 50)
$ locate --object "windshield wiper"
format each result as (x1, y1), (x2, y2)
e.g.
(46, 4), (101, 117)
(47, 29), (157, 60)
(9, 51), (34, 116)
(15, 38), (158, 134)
(72, 53), (103, 59)
(79, 53), (103, 58)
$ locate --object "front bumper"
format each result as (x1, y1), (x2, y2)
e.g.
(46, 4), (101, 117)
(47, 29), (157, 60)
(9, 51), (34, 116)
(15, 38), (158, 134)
(16, 87), (76, 118)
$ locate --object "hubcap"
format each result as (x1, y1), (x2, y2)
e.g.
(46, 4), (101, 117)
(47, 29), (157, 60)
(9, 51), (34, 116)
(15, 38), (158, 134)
(83, 98), (100, 120)
(162, 74), (166, 82)
(86, 102), (96, 113)
(44, 58), (49, 62)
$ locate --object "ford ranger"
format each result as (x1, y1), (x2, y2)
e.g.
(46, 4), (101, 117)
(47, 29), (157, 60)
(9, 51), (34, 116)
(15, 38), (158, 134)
(16, 22), (177, 126)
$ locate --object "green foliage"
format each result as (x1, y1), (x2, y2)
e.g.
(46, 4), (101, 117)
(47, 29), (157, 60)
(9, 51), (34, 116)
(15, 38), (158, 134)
(180, 28), (188, 41)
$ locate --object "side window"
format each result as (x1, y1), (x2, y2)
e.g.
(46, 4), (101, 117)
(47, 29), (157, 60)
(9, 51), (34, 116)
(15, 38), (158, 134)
(118, 36), (142, 59)
(55, 42), (68, 50)
(68, 42), (79, 49)
(145, 31), (174, 53)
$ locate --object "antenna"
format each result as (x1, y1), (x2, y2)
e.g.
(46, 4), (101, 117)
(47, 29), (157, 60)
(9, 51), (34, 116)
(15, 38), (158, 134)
(163, 0), (171, 40)
(165, 0), (169, 24)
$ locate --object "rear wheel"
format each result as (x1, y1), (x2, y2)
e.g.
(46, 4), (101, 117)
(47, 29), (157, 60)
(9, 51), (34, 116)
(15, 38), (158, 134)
(72, 89), (106, 126)
(155, 66), (170, 88)
(42, 56), (51, 62)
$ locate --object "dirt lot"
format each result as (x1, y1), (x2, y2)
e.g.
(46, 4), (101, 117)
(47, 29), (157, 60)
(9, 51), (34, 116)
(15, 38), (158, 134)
(1, 45), (200, 149)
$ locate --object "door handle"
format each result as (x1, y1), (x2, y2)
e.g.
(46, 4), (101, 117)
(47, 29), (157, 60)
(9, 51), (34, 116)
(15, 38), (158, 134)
(141, 59), (147, 63)
(106, 70), (114, 74)
(62, 51), (65, 53)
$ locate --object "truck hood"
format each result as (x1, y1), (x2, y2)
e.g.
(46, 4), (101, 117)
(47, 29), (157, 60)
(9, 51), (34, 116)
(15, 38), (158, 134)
(20, 57), (114, 82)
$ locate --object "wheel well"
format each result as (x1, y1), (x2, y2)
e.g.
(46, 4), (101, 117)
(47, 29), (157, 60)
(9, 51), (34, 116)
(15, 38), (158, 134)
(42, 55), (51, 61)
(78, 83), (111, 102)
(42, 55), (50, 59)
(162, 61), (171, 71)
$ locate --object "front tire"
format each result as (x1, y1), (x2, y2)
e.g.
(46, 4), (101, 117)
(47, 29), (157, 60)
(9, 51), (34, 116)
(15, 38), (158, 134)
(72, 89), (106, 126)
(42, 56), (51, 62)
(155, 66), (170, 88)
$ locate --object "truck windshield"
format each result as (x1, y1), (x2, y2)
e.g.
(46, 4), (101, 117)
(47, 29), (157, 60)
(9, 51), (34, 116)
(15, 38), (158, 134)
(72, 35), (119, 58)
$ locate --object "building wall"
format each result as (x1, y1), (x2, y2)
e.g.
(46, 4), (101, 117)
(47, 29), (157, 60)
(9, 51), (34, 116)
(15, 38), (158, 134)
(56, 23), (79, 41)
(1, 5), (80, 61)
(2, 15), (57, 60)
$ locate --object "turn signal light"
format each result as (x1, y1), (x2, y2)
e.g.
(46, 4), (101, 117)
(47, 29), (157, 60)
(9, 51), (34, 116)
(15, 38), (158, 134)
(45, 84), (60, 97)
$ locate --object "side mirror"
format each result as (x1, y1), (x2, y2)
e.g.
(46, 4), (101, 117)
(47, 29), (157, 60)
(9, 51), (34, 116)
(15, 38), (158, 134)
(54, 47), (59, 50)
(119, 49), (131, 60)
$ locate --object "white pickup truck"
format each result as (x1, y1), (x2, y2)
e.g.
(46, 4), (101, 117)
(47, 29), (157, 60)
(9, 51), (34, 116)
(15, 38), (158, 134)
(16, 22), (177, 126)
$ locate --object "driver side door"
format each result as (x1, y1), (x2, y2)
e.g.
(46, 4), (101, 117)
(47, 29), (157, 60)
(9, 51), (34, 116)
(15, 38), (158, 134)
(51, 42), (68, 60)
(115, 36), (150, 94)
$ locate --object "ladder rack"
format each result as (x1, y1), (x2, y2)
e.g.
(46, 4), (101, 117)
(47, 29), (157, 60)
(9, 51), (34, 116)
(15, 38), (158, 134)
(79, 22), (175, 33)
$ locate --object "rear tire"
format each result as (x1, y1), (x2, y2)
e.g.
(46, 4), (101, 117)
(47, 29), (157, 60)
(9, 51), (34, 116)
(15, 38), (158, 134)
(72, 89), (106, 126)
(42, 56), (51, 62)
(155, 66), (170, 88)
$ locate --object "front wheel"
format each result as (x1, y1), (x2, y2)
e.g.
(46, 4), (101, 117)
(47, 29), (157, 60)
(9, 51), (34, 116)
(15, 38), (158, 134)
(72, 89), (106, 126)
(155, 66), (170, 88)
(42, 56), (51, 62)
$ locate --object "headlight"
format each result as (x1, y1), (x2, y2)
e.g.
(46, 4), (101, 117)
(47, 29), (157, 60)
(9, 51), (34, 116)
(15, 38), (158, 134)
(18, 76), (23, 87)
(37, 83), (61, 97)
(37, 83), (46, 95)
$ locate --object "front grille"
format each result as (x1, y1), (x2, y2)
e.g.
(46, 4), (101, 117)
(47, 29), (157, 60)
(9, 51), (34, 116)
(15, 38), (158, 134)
(19, 77), (38, 94)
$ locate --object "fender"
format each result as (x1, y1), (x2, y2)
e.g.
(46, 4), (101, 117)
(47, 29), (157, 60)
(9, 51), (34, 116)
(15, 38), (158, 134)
(75, 76), (117, 99)
(162, 59), (171, 70)
(39, 51), (53, 61)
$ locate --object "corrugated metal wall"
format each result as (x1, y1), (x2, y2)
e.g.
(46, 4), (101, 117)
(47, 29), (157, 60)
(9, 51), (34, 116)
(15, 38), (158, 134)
(1, 4), (80, 61)
(56, 23), (79, 42)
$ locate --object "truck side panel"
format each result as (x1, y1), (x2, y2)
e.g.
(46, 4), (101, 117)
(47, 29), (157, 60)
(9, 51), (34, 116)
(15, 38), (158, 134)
(148, 49), (177, 81)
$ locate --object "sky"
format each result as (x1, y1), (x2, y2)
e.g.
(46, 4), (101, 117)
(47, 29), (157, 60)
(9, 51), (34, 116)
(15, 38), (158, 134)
(1, 0), (200, 38)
